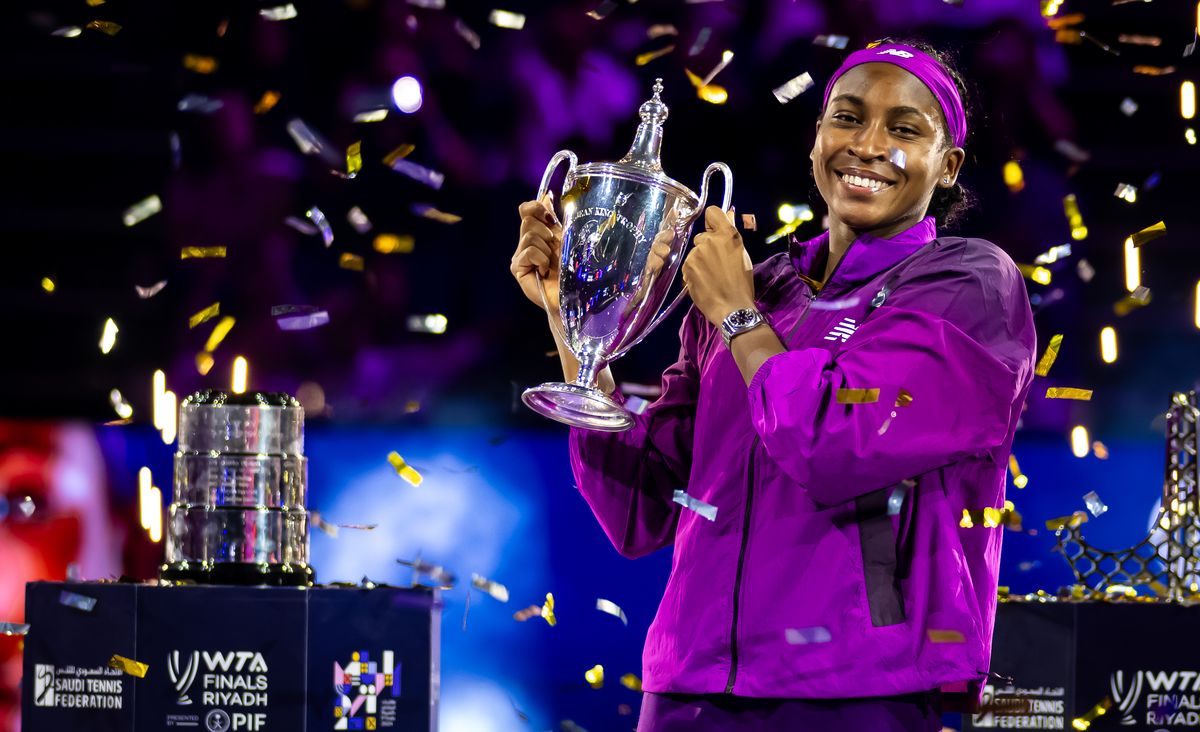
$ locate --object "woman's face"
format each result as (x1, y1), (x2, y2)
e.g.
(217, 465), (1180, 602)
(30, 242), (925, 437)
(810, 63), (964, 232)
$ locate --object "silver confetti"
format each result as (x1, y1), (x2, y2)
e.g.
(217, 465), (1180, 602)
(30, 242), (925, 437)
(277, 312), (329, 331)
(347, 207), (373, 234)
(1120, 97), (1138, 116)
(471, 573), (510, 602)
(353, 109), (389, 123)
(135, 280), (168, 299)
(813, 35), (849, 49)
(785, 626), (832, 644)
(284, 216), (319, 236)
(1113, 183), (1137, 203)
(406, 0), (445, 7)
(586, 0), (618, 20)
(1033, 243), (1071, 265)
(809, 296), (861, 311)
(1076, 258), (1095, 283)
(17, 496), (35, 518)
(177, 94), (224, 114)
(59, 590), (97, 612)
(625, 396), (650, 415)
(772, 72), (814, 104)
(454, 19), (481, 50)
(888, 147), (907, 169)
(407, 314), (448, 334)
(488, 9), (525, 29)
(672, 490), (717, 521)
(596, 598), (628, 626)
(887, 484), (908, 516)
(688, 27), (711, 56)
(259, 3), (297, 20)
(388, 159), (445, 190)
(286, 118), (330, 157)
(0, 623), (30, 636)
(1083, 490), (1108, 517)
(306, 206), (334, 247)
(122, 195), (162, 227)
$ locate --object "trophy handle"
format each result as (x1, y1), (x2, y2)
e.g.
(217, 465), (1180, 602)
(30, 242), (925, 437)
(533, 149), (578, 349)
(608, 162), (733, 360)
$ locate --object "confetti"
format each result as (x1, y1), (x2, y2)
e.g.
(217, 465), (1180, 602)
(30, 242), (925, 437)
(620, 674), (642, 692)
(407, 314), (448, 334)
(123, 195), (162, 227)
(411, 204), (462, 223)
(1129, 220), (1166, 247)
(586, 0), (618, 20)
(1083, 490), (1108, 517)
(109, 388), (133, 419)
(1045, 387), (1092, 401)
(1070, 697), (1112, 730)
(1120, 97), (1138, 116)
(700, 50), (734, 88)
(813, 35), (849, 49)
(346, 141), (362, 178)
(513, 604), (542, 622)
(203, 316), (235, 352)
(178, 94), (224, 114)
(1054, 140), (1090, 166)
(647, 25), (678, 39)
(86, 20), (122, 35)
(99, 318), (118, 354)
(810, 297), (861, 311)
(353, 109), (389, 123)
(301, 207), (334, 247)
(374, 234), (414, 254)
(1062, 194), (1087, 239)
(688, 27), (712, 56)
(541, 593), (557, 626)
(383, 144), (416, 167)
(284, 216), (319, 236)
(625, 396), (650, 415)
(596, 598), (628, 626)
(183, 54), (218, 74)
(108, 654), (149, 678)
(636, 45), (675, 66)
(41, 277), (55, 293)
(1076, 259), (1095, 282)
(60, 590), (97, 612)
(180, 246), (226, 259)
(406, 0), (444, 7)
(1034, 334), (1063, 377)
(252, 91), (281, 115)
(471, 574), (510, 602)
(772, 72), (814, 103)
(16, 497), (34, 517)
(1045, 511), (1088, 531)
(1033, 243), (1071, 265)
(396, 558), (455, 586)
(887, 483), (911, 515)
(1113, 286), (1151, 316)
(1092, 441), (1109, 460)
(1001, 160), (1024, 193)
(188, 302), (220, 329)
(888, 147), (907, 169)
(389, 159), (445, 189)
(740, 214), (756, 231)
(311, 511), (338, 537)
(836, 388), (879, 404)
(1133, 65), (1175, 76)
(273, 305), (331, 330)
(347, 207), (372, 233)
(286, 118), (331, 157)
(489, 9), (525, 29)
(895, 389), (913, 407)
(51, 26), (83, 38)
(618, 704), (633, 716)
(196, 352), (214, 375)
(1009, 455), (1028, 489)
(0, 623), (30, 636)
(1113, 183), (1137, 203)
(259, 3), (297, 20)
(136, 280), (167, 299)
(673, 489), (718, 521)
(927, 629), (965, 643)
(785, 626), (832, 644)
(1117, 34), (1160, 46)
(387, 451), (424, 486)
(584, 665), (604, 689)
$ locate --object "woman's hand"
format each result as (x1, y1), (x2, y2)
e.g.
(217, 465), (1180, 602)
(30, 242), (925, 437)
(511, 193), (563, 312)
(682, 206), (755, 326)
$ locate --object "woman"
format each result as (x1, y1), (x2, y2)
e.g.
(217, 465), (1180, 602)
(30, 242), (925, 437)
(512, 40), (1036, 731)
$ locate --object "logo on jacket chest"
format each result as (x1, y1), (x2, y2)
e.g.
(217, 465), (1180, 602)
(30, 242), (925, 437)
(823, 317), (858, 343)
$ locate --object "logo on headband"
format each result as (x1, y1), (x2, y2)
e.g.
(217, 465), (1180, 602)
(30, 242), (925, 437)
(877, 49), (914, 58)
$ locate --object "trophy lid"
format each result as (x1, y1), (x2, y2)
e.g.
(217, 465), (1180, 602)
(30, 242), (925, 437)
(617, 79), (669, 172)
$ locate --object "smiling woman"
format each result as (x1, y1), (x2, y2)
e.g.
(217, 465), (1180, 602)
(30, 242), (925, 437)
(513, 38), (1038, 732)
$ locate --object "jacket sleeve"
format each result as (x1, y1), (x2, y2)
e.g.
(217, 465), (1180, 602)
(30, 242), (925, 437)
(567, 309), (703, 558)
(747, 256), (1035, 507)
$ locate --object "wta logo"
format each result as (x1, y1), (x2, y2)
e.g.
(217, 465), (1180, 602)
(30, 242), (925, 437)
(168, 651), (200, 705)
(1111, 669), (1200, 726)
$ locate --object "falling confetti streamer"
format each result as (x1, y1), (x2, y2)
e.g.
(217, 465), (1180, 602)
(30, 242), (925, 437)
(387, 451), (424, 486)
(813, 34), (849, 49)
(837, 388), (880, 404)
(135, 280), (167, 299)
(647, 25), (678, 39)
(740, 214), (756, 231)
(1113, 183), (1137, 203)
(60, 591), (97, 612)
(180, 247), (226, 259)
(541, 593), (557, 626)
(586, 0), (618, 20)
(109, 389), (133, 419)
(122, 195), (162, 227)
(1033, 244), (1071, 265)
(353, 109), (389, 123)
(785, 626), (832, 644)
(512, 605), (542, 622)
(178, 94), (224, 114)
(108, 655), (149, 678)
(888, 147), (907, 169)
(0, 623), (30, 636)
(374, 234), (414, 254)
(346, 141), (362, 178)
(286, 118), (332, 157)
(1120, 97), (1138, 116)
(86, 20), (122, 35)
(383, 144), (416, 167)
(1083, 491), (1108, 517)
(188, 302), (220, 329)
(1046, 387), (1092, 401)
(772, 72), (814, 103)
(411, 204), (462, 223)
(1009, 455), (1028, 488)
(672, 490), (717, 521)
(584, 665), (604, 689)
(339, 253), (365, 271)
(259, 3), (297, 20)
(1034, 334), (1063, 377)
(306, 207), (334, 247)
(99, 318), (119, 354)
(1045, 511), (1088, 531)
(41, 277), (55, 293)
(489, 9), (526, 29)
(636, 45), (675, 66)
(1070, 697), (1112, 730)
(1129, 220), (1166, 247)
(688, 27), (712, 56)
(1113, 286), (1151, 317)
(471, 574), (510, 602)
(596, 598), (628, 626)
(204, 317), (235, 352)
(347, 207), (372, 233)
(182, 54), (218, 74)
(620, 674), (642, 692)
(1076, 259), (1095, 283)
(389, 159), (446, 189)
(407, 314), (448, 334)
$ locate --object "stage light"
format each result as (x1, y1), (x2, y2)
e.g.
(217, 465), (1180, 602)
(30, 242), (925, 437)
(1183, 81), (1196, 120)
(99, 318), (118, 354)
(1188, 128), (1197, 145)
(1194, 279), (1200, 329)
(391, 76), (423, 114)
(147, 486), (162, 543)
(1099, 326), (1117, 364)
(777, 204), (797, 224)
(152, 370), (166, 429)
(160, 391), (177, 444)
(1071, 426), (1089, 458)
(138, 467), (153, 529)
(1123, 237), (1139, 292)
(232, 356), (248, 394)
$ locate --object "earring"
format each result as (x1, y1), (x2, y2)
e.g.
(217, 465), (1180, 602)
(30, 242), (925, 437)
(942, 176), (950, 185)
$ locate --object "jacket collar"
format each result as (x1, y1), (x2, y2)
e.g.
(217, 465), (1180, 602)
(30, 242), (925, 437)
(789, 216), (938, 290)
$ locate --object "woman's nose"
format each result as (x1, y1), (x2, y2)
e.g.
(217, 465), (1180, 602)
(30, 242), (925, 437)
(848, 122), (889, 161)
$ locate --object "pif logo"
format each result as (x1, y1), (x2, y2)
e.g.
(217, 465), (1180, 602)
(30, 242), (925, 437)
(33, 664), (55, 707)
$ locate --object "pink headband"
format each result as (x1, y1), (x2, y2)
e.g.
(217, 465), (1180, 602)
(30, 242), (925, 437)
(821, 43), (967, 148)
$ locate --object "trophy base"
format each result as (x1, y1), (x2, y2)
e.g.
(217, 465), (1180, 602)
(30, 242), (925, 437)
(159, 561), (315, 587)
(522, 382), (634, 432)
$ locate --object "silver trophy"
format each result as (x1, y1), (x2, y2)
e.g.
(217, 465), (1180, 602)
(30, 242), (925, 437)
(522, 79), (732, 431)
(162, 390), (314, 586)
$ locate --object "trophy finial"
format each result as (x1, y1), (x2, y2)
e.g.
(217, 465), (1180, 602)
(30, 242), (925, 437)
(622, 80), (670, 171)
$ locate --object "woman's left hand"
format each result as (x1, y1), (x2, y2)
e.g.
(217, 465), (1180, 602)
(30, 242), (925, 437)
(682, 205), (756, 327)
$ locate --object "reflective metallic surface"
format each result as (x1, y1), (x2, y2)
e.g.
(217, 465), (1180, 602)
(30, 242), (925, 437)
(523, 79), (732, 431)
(163, 390), (313, 585)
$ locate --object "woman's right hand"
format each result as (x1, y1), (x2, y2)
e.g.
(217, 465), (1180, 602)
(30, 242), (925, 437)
(512, 194), (564, 313)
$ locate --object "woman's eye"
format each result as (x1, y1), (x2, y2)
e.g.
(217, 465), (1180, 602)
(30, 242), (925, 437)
(894, 126), (918, 136)
(832, 113), (858, 123)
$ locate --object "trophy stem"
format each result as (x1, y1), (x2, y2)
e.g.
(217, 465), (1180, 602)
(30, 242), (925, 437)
(574, 352), (602, 390)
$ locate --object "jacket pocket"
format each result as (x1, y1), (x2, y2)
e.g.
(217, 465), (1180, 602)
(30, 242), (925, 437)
(855, 484), (906, 627)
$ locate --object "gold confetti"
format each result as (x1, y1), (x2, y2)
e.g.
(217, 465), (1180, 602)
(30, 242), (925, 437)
(123, 194), (163, 227)
(347, 141), (362, 177)
(1003, 160), (1025, 193)
(188, 302), (220, 329)
(1071, 697), (1112, 730)
(927, 629), (965, 643)
(86, 0), (106, 5)
(647, 24), (678, 39)
(1009, 455), (1028, 489)
(383, 144), (416, 167)
(108, 654), (149, 678)
(585, 664), (604, 689)
(387, 451), (423, 486)
(894, 389), (913, 407)
(1129, 220), (1166, 248)
(339, 253), (365, 271)
(374, 234), (414, 254)
(353, 109), (388, 123)
(1035, 334), (1063, 376)
(412, 204), (462, 224)
(1113, 285), (1152, 316)
(684, 68), (728, 105)
(1092, 441), (1109, 460)
(41, 277), (56, 293)
(183, 54), (218, 74)
(512, 604), (542, 622)
(1062, 194), (1087, 240)
(836, 388), (879, 404)
(1017, 264), (1052, 285)
(204, 316), (235, 352)
(86, 20), (122, 35)
(195, 352), (215, 376)
(1045, 511), (1088, 531)
(541, 592), (557, 626)
(1046, 387), (1092, 400)
(99, 318), (119, 354)
(620, 673), (642, 692)
(488, 9), (526, 29)
(1133, 65), (1175, 76)
(636, 45), (675, 66)
(254, 90), (281, 114)
(181, 246), (226, 259)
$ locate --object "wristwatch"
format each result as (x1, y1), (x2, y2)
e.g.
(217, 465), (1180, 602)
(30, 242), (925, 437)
(720, 307), (765, 348)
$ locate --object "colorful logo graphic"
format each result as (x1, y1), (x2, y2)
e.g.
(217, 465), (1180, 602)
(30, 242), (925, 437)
(332, 650), (400, 730)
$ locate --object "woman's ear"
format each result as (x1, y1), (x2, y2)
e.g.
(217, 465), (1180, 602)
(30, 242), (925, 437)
(810, 119), (822, 164)
(939, 146), (966, 188)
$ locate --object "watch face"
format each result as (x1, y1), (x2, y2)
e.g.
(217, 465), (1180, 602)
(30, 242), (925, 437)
(729, 310), (757, 328)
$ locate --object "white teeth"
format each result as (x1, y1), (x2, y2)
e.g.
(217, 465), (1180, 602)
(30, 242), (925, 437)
(840, 173), (890, 192)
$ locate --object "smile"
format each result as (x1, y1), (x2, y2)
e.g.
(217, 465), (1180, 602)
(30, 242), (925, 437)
(838, 172), (894, 193)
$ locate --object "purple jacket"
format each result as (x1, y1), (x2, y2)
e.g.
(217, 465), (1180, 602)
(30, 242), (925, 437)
(569, 217), (1036, 701)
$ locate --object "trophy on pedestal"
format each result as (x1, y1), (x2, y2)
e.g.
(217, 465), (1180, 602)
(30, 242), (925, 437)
(522, 79), (733, 432)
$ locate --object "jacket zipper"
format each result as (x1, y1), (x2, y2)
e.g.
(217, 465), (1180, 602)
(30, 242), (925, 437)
(724, 434), (759, 693)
